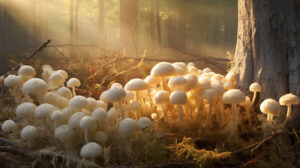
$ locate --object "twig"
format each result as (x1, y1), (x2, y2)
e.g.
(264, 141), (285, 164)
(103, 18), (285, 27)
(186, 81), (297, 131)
(2, 40), (51, 76)
(231, 130), (294, 154)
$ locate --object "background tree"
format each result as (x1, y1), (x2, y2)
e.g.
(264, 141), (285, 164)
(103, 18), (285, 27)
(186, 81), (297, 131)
(233, 0), (300, 128)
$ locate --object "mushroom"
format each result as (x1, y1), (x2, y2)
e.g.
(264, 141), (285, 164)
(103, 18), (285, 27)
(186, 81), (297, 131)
(106, 87), (126, 119)
(22, 78), (48, 104)
(222, 89), (245, 135)
(4, 75), (22, 103)
(44, 92), (69, 109)
(16, 102), (36, 124)
(56, 87), (72, 99)
(79, 116), (97, 144)
(1, 119), (17, 133)
(80, 142), (103, 161)
(50, 110), (63, 130)
(55, 124), (74, 153)
(249, 82), (262, 105)
(240, 96), (252, 127)
(69, 96), (88, 112)
(153, 90), (169, 122)
(202, 89), (218, 127)
(41, 64), (53, 82)
(137, 117), (152, 130)
(124, 78), (148, 102)
(87, 97), (98, 112)
(128, 100), (142, 119)
(95, 131), (108, 146)
(67, 78), (81, 97)
(279, 93), (299, 124)
(150, 62), (176, 90)
(260, 98), (281, 123)
(18, 65), (36, 83)
(20, 125), (39, 148)
(168, 76), (187, 91)
(96, 100), (107, 109)
(35, 104), (58, 131)
(92, 107), (107, 130)
(48, 71), (66, 91)
(118, 118), (137, 157)
(169, 90), (187, 129)
(99, 91), (109, 110)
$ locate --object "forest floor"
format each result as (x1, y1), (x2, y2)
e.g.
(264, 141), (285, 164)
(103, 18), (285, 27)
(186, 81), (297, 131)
(0, 46), (299, 168)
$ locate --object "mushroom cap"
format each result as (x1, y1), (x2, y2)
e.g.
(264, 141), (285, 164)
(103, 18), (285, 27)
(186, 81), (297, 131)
(106, 87), (126, 102)
(225, 71), (237, 82)
(144, 75), (160, 85)
(99, 91), (109, 102)
(35, 103), (57, 119)
(4, 75), (22, 88)
(56, 70), (68, 80)
(69, 96), (88, 109)
(172, 62), (187, 70)
(45, 92), (69, 109)
(260, 98), (281, 115)
(183, 74), (198, 91)
(50, 110), (63, 121)
(41, 65), (53, 81)
(279, 93), (300, 106)
(92, 108), (107, 122)
(223, 81), (234, 90)
(95, 131), (108, 144)
(173, 63), (188, 75)
(203, 89), (218, 99)
(56, 87), (72, 99)
(96, 100), (106, 109)
(169, 90), (187, 105)
(79, 116), (97, 130)
(18, 65), (36, 78)
(187, 62), (195, 68)
(203, 68), (212, 73)
(151, 62), (176, 77)
(48, 71), (65, 89)
(87, 97), (98, 110)
(212, 74), (224, 81)
(153, 90), (169, 104)
(1, 119), (17, 133)
(67, 78), (81, 88)
(68, 112), (86, 128)
(118, 118), (137, 137)
(61, 107), (76, 120)
(211, 80), (224, 94)
(128, 101), (142, 111)
(168, 76), (187, 90)
(188, 66), (198, 75)
(16, 102), (36, 118)
(107, 108), (117, 121)
(137, 117), (152, 130)
(22, 78), (48, 95)
(249, 82), (262, 92)
(124, 78), (148, 91)
(198, 77), (211, 89)
(21, 125), (38, 141)
(222, 89), (245, 104)
(110, 82), (123, 88)
(80, 142), (103, 159)
(55, 124), (74, 143)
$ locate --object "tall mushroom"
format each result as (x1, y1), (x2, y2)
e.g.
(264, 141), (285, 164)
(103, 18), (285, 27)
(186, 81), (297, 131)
(222, 89), (245, 135)
(153, 90), (169, 122)
(106, 86), (126, 119)
(169, 90), (187, 129)
(80, 142), (103, 162)
(80, 116), (97, 144)
(67, 78), (81, 97)
(202, 89), (218, 127)
(150, 62), (176, 91)
(4, 75), (22, 103)
(279, 93), (299, 124)
(124, 78), (148, 102)
(249, 82), (262, 105)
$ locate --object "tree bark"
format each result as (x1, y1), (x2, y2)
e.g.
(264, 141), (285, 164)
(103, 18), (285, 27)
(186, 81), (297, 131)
(120, 0), (138, 56)
(233, 0), (300, 128)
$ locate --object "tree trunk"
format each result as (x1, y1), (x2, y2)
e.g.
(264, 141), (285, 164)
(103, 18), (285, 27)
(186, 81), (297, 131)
(120, 0), (138, 56)
(155, 0), (161, 47)
(74, 0), (80, 43)
(98, 0), (105, 48)
(233, 0), (300, 128)
(69, 0), (74, 45)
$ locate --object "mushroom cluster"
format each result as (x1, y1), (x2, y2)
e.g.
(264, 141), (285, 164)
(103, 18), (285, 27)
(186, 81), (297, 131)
(1, 62), (299, 165)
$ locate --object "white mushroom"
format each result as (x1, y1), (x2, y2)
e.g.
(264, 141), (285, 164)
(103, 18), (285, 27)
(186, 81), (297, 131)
(79, 116), (97, 144)
(67, 78), (81, 97)
(249, 82), (262, 105)
(22, 78), (48, 104)
(80, 142), (103, 161)
(202, 89), (218, 127)
(106, 87), (126, 119)
(260, 98), (281, 123)
(279, 93), (299, 124)
(20, 125), (39, 148)
(151, 62), (176, 90)
(1, 119), (17, 133)
(169, 90), (187, 129)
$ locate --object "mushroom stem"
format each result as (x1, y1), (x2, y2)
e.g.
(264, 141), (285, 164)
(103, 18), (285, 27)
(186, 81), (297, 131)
(251, 92), (257, 105)
(286, 104), (292, 121)
(135, 91), (140, 102)
(118, 100), (125, 119)
(72, 86), (76, 97)
(84, 128), (89, 144)
(178, 105), (183, 129)
(162, 77), (167, 91)
(231, 103), (237, 135)
(162, 105), (168, 122)
(204, 99), (213, 127)
(36, 94), (44, 104)
(24, 93), (33, 103)
(267, 113), (274, 122)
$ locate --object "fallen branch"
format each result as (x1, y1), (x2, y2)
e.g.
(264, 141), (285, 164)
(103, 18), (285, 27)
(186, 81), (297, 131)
(2, 40), (51, 77)
(231, 130), (294, 154)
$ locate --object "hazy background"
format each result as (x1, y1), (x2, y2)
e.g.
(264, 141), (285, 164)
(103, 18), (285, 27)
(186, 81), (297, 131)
(0, 0), (237, 73)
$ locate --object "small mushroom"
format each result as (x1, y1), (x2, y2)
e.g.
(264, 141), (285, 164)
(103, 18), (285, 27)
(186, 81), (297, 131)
(279, 93), (299, 124)
(80, 142), (103, 161)
(67, 78), (81, 97)
(169, 90), (187, 129)
(249, 82), (262, 105)
(260, 98), (281, 123)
